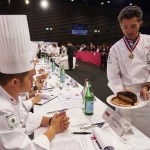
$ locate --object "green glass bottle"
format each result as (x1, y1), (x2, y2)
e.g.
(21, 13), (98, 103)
(82, 79), (88, 106)
(84, 82), (94, 115)
(44, 52), (47, 63)
(51, 59), (55, 72)
(60, 65), (65, 83)
(38, 49), (41, 59)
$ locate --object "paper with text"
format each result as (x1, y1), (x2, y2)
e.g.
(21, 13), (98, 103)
(50, 135), (95, 150)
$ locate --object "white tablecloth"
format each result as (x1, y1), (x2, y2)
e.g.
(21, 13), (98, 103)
(34, 64), (150, 150)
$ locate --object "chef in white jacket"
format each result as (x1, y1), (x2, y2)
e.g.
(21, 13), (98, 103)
(107, 6), (150, 138)
(0, 15), (69, 150)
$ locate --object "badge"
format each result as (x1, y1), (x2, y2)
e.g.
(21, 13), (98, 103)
(6, 114), (19, 129)
(129, 53), (134, 59)
(107, 54), (112, 64)
(146, 53), (150, 64)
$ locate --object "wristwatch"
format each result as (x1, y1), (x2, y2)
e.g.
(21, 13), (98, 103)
(49, 117), (52, 126)
(33, 85), (38, 91)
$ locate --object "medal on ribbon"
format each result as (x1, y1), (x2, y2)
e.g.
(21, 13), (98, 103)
(129, 53), (134, 59)
(123, 35), (140, 60)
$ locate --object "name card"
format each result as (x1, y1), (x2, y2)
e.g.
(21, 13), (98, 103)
(102, 107), (124, 136)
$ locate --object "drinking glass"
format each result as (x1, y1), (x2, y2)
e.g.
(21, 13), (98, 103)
(118, 117), (131, 143)
(59, 82), (64, 90)
(65, 79), (70, 90)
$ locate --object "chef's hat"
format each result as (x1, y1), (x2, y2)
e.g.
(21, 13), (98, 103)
(31, 41), (38, 59)
(0, 15), (34, 74)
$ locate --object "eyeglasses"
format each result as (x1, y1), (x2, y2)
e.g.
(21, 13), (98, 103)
(121, 24), (139, 30)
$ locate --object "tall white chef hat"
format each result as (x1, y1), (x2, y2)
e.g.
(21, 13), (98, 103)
(0, 15), (34, 74)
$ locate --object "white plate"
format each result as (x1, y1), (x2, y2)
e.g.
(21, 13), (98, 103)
(106, 95), (148, 109)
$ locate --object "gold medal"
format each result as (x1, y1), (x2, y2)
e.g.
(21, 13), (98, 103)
(129, 53), (134, 59)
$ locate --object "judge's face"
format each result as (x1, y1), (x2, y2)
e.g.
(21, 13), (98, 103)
(120, 17), (142, 41)
(19, 69), (35, 93)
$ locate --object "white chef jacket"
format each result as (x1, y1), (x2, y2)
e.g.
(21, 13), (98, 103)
(22, 99), (33, 112)
(0, 86), (50, 150)
(107, 34), (150, 138)
(19, 93), (33, 112)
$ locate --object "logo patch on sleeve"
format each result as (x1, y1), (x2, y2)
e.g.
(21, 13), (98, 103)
(107, 54), (112, 64)
(5, 114), (19, 129)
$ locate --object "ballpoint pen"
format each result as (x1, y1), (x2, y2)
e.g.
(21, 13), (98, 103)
(95, 140), (102, 149)
(46, 108), (68, 114)
(80, 122), (105, 130)
(42, 87), (54, 90)
(71, 132), (91, 135)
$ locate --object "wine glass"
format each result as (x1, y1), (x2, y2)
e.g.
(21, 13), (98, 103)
(118, 117), (132, 144)
(63, 79), (70, 91)
(59, 82), (64, 90)
(66, 80), (70, 88)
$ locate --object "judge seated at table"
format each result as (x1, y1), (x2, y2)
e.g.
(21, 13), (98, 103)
(0, 15), (70, 150)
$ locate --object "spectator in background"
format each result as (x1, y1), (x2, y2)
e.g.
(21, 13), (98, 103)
(100, 44), (109, 71)
(47, 44), (53, 58)
(90, 42), (96, 52)
(47, 44), (60, 57)
(60, 45), (67, 56)
(79, 44), (87, 51)
(67, 41), (77, 70)
(52, 44), (60, 56)
(37, 43), (42, 59)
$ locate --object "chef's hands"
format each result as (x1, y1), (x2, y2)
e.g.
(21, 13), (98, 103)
(31, 94), (41, 105)
(36, 73), (49, 83)
(45, 111), (70, 141)
(140, 85), (149, 100)
(50, 111), (70, 133)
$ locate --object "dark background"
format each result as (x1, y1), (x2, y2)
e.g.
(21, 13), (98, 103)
(0, 0), (150, 44)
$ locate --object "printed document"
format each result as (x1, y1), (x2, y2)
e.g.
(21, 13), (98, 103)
(50, 135), (95, 150)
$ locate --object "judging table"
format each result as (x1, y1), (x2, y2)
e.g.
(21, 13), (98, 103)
(75, 51), (100, 66)
(34, 62), (150, 150)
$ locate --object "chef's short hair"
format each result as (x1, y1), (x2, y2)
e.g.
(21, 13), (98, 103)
(118, 5), (143, 23)
(0, 71), (29, 86)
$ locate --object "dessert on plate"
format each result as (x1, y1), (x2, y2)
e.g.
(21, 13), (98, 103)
(111, 91), (139, 107)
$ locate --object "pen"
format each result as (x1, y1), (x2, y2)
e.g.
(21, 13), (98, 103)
(95, 140), (102, 149)
(93, 122), (105, 126)
(71, 132), (91, 135)
(46, 108), (68, 114)
(80, 122), (105, 130)
(42, 87), (54, 90)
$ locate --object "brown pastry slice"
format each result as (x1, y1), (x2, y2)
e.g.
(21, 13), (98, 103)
(111, 91), (139, 107)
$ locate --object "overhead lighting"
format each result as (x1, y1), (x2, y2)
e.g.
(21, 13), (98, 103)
(40, 0), (49, 9)
(101, 2), (104, 5)
(25, 0), (30, 5)
(8, 0), (11, 5)
(129, 3), (133, 5)
(107, 1), (110, 4)
(94, 30), (97, 33)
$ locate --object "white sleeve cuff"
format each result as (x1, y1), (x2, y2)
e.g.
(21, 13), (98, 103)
(25, 113), (43, 135)
(23, 99), (33, 112)
(33, 134), (50, 150)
